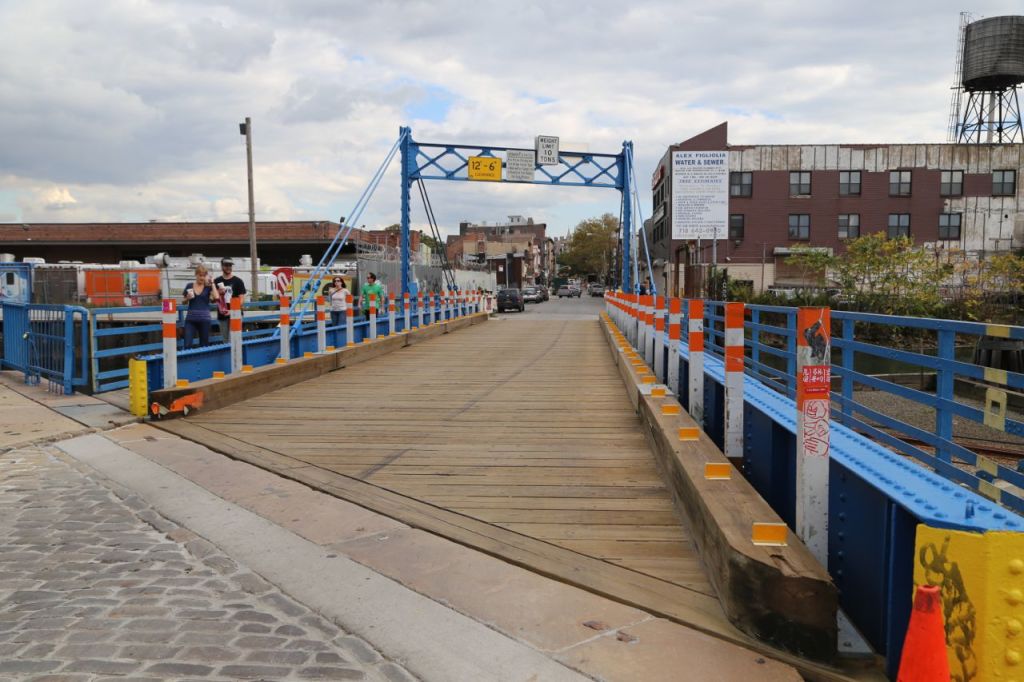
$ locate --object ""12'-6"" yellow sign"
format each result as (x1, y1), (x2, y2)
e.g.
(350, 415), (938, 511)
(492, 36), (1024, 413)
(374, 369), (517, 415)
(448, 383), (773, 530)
(468, 156), (502, 181)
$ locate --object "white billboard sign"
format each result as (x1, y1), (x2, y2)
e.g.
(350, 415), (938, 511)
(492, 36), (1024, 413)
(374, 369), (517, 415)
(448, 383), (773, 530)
(671, 151), (728, 240)
(506, 149), (536, 182)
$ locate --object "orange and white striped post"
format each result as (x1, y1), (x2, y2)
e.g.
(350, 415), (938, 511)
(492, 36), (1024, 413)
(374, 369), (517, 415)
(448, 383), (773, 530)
(229, 296), (243, 373)
(724, 302), (745, 460)
(417, 291), (425, 328)
(688, 299), (704, 424)
(667, 298), (682, 394)
(315, 296), (326, 353)
(387, 294), (396, 336)
(654, 296), (666, 381)
(403, 292), (411, 331)
(644, 296), (656, 365)
(345, 292), (355, 346)
(278, 296), (291, 361)
(368, 294), (377, 340)
(161, 298), (178, 389)
(796, 306), (831, 563)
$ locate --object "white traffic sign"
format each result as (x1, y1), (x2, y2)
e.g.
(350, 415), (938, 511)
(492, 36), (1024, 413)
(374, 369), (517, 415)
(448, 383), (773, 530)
(506, 150), (536, 182)
(535, 135), (560, 165)
(671, 150), (728, 240)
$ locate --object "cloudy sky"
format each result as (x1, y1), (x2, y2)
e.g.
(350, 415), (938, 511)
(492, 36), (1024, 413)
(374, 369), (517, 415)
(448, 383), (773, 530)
(1, 0), (1019, 238)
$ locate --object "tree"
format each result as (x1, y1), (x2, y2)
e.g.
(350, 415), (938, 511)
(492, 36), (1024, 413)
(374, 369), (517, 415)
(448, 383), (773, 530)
(418, 231), (443, 253)
(559, 213), (619, 280)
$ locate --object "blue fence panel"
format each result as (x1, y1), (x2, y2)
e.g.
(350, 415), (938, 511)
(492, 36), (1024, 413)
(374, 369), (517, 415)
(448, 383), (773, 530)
(1, 302), (88, 394)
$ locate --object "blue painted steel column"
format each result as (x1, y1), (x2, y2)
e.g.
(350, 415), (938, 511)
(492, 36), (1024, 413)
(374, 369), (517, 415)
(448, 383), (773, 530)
(62, 307), (74, 395)
(841, 318), (855, 423)
(399, 126), (412, 297)
(935, 328), (955, 462)
(620, 142), (632, 292)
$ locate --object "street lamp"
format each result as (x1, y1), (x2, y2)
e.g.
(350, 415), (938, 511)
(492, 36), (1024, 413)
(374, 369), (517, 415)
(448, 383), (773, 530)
(240, 117), (258, 296)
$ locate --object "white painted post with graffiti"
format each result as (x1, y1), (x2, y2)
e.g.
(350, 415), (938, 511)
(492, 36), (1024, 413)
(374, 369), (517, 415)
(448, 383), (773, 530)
(667, 298), (681, 394)
(796, 306), (831, 564)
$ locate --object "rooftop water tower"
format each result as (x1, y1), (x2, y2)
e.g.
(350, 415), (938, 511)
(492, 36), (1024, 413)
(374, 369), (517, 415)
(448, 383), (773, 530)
(949, 14), (1024, 143)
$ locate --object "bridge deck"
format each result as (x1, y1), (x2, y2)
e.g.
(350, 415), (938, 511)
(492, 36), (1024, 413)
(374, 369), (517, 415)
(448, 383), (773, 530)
(169, 317), (734, 635)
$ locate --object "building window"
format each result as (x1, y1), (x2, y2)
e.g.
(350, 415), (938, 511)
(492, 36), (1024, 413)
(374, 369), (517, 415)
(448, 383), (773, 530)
(993, 170), (1017, 196)
(889, 170), (912, 196)
(940, 170), (963, 196)
(730, 172), (752, 197)
(887, 213), (910, 238)
(789, 171), (811, 196)
(838, 214), (860, 239)
(839, 171), (861, 196)
(729, 214), (745, 240)
(788, 214), (810, 240)
(938, 213), (962, 240)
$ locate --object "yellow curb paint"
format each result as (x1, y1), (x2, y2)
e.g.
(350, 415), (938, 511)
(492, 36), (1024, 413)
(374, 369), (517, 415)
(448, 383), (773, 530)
(752, 523), (788, 546)
(705, 463), (732, 480)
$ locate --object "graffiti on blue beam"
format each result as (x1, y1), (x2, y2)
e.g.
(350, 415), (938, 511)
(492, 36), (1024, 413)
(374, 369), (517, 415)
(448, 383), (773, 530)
(409, 142), (624, 189)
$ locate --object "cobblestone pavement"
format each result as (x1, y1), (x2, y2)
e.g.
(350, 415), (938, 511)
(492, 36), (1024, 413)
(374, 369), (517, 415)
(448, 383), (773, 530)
(0, 445), (416, 682)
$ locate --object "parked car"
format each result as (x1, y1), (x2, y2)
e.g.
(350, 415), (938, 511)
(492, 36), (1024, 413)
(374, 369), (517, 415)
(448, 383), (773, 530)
(522, 286), (542, 303)
(568, 285), (582, 298)
(496, 288), (525, 312)
(556, 285), (572, 298)
(589, 284), (605, 297)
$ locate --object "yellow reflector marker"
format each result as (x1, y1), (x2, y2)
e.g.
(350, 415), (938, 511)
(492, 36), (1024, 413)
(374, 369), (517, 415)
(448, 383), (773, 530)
(326, 346), (335, 352)
(212, 371), (225, 379)
(304, 351), (314, 358)
(661, 404), (681, 416)
(651, 387), (666, 397)
(242, 365), (253, 372)
(752, 523), (788, 546)
(705, 463), (732, 480)
(679, 427), (700, 441)
(984, 367), (1008, 385)
(986, 324), (1012, 338)
(641, 376), (655, 384)
(275, 357), (287, 364)
(176, 379), (189, 388)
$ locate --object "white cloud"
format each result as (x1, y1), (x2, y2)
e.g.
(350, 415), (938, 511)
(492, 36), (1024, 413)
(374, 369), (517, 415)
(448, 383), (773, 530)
(1, 0), (1021, 238)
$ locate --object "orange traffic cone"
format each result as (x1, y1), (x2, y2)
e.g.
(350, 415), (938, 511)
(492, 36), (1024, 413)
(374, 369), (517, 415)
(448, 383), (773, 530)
(897, 584), (950, 681)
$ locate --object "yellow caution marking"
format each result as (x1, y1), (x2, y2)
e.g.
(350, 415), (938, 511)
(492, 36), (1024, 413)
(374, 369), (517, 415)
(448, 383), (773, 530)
(752, 523), (788, 546)
(704, 463), (732, 480)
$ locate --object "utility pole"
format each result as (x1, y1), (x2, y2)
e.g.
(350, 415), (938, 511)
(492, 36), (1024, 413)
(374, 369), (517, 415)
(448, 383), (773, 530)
(240, 117), (258, 296)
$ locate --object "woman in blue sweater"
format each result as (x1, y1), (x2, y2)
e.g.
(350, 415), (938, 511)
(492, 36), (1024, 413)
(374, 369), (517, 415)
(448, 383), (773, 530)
(182, 265), (220, 347)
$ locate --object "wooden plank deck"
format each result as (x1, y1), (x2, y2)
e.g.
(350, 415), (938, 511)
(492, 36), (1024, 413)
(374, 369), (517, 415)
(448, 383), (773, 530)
(170, 317), (742, 633)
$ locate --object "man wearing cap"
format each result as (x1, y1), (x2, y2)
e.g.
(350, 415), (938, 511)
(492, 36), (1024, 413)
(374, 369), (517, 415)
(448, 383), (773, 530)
(214, 258), (247, 341)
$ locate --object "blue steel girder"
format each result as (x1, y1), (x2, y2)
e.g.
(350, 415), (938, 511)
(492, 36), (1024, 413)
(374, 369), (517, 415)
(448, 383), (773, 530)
(408, 141), (625, 189)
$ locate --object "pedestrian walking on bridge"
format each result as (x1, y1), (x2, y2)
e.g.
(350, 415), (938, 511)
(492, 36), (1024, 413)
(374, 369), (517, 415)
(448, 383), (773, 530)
(328, 276), (349, 327)
(360, 272), (384, 317)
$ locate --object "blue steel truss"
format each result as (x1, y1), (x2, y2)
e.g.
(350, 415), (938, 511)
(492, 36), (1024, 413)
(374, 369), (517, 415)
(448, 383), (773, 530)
(400, 126), (636, 295)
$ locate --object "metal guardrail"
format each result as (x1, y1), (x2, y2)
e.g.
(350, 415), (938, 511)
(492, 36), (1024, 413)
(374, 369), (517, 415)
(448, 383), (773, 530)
(0, 302), (88, 394)
(701, 301), (1024, 513)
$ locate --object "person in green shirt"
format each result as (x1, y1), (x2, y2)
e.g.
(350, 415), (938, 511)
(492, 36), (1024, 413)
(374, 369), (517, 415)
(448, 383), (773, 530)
(360, 272), (385, 315)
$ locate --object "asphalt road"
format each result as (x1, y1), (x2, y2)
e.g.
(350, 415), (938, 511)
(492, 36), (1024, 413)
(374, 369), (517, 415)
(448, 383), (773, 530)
(494, 292), (607, 320)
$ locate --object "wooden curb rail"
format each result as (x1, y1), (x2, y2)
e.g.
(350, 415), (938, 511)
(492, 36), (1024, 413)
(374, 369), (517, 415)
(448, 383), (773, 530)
(149, 313), (490, 417)
(600, 313), (839, 663)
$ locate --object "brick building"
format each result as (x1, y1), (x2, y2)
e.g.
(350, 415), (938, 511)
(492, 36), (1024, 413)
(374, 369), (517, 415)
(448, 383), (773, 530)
(646, 122), (1023, 296)
(0, 221), (419, 267)
(446, 216), (553, 286)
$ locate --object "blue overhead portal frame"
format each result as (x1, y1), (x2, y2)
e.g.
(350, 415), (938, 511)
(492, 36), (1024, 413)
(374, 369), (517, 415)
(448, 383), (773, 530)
(398, 126), (638, 294)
